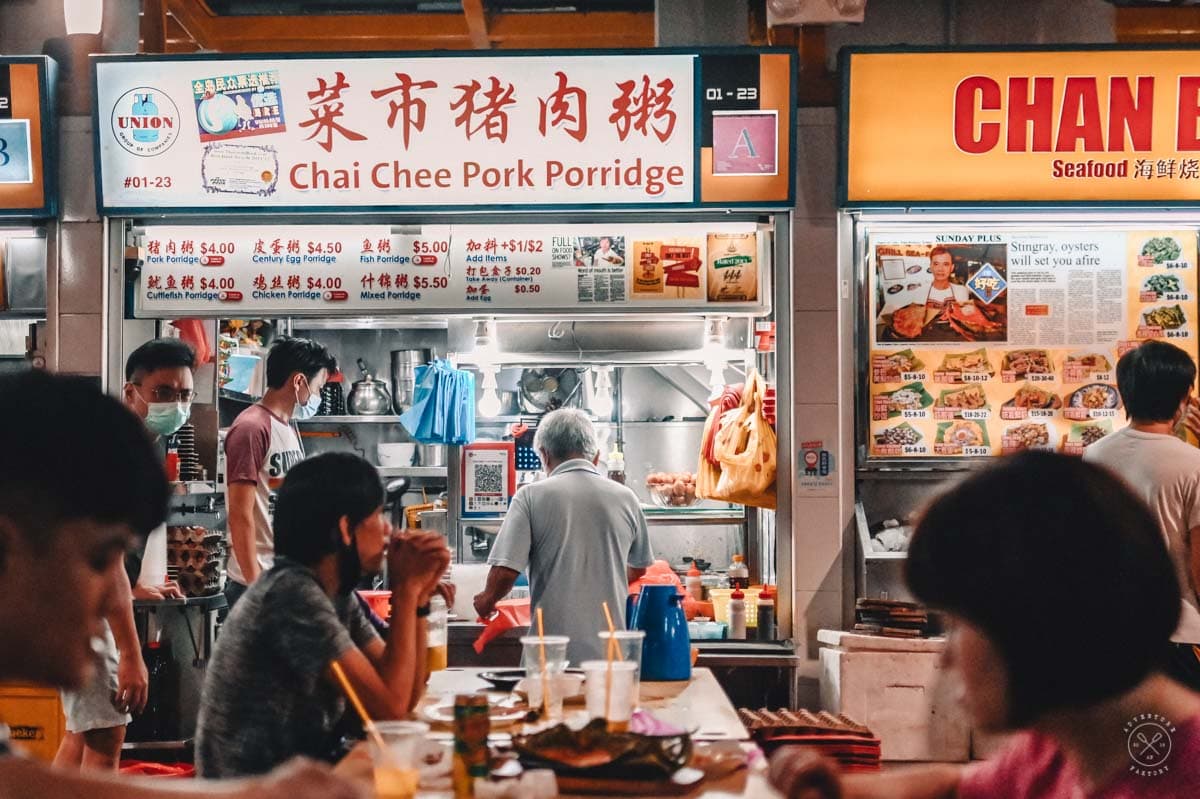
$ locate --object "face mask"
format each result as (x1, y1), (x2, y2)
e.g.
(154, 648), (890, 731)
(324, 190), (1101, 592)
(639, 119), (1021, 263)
(145, 402), (191, 437)
(293, 380), (322, 420)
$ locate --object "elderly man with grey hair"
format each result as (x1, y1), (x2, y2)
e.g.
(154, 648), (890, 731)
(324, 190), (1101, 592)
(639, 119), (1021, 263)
(474, 408), (653, 663)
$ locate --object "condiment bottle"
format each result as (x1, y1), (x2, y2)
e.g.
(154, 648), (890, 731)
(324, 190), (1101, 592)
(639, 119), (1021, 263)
(685, 563), (703, 602)
(607, 445), (625, 484)
(755, 587), (777, 641)
(728, 589), (747, 640)
(728, 554), (750, 589)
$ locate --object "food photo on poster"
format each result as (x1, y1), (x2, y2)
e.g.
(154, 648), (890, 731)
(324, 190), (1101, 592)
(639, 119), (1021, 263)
(865, 229), (1199, 460)
(873, 240), (1008, 343)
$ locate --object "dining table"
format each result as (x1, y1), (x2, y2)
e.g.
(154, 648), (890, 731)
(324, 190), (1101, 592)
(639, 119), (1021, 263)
(333, 666), (783, 798)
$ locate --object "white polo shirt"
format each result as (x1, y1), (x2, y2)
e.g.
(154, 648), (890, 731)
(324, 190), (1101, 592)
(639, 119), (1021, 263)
(488, 459), (654, 664)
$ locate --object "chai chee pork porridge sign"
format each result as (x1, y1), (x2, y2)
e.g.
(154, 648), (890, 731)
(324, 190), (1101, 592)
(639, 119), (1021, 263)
(843, 48), (1200, 203)
(93, 50), (795, 212)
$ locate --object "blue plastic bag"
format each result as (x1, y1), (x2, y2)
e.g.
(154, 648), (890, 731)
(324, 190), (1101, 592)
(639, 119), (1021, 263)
(399, 359), (476, 445)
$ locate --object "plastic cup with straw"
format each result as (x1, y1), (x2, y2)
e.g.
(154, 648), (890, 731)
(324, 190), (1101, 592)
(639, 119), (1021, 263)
(330, 661), (426, 799)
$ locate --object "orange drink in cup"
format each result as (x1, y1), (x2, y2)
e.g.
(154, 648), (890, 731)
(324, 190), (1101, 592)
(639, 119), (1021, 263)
(370, 721), (429, 799)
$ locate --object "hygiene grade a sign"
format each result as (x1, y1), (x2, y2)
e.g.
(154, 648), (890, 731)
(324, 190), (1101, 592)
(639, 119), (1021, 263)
(132, 221), (766, 317)
(0, 57), (54, 217)
(94, 50), (794, 213)
(843, 48), (1200, 205)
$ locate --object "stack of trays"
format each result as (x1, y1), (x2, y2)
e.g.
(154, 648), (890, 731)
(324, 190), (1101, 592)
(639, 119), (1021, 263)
(854, 598), (929, 638)
(738, 708), (881, 771)
(166, 525), (225, 597)
(172, 424), (203, 482)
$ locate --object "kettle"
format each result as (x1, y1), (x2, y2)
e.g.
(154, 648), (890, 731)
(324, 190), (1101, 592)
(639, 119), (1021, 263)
(347, 358), (393, 416)
(628, 584), (691, 681)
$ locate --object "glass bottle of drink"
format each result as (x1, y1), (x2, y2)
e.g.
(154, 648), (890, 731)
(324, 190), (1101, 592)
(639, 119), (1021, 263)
(728, 554), (750, 590)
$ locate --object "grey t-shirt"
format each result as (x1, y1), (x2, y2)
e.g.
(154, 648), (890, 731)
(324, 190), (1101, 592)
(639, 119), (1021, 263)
(488, 460), (654, 664)
(196, 557), (379, 777)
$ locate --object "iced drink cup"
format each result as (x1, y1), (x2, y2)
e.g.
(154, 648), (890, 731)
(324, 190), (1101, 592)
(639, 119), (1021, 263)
(370, 721), (429, 799)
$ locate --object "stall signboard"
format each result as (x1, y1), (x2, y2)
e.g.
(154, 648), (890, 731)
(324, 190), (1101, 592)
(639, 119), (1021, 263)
(0, 57), (54, 217)
(133, 221), (766, 316)
(843, 48), (1200, 205)
(94, 50), (794, 213)
(866, 228), (1200, 459)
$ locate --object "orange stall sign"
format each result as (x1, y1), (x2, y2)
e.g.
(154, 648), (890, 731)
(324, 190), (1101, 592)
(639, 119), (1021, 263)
(843, 48), (1200, 205)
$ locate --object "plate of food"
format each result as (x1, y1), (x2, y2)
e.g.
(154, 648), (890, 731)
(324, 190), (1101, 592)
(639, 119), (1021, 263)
(879, 383), (934, 417)
(886, 303), (934, 340)
(1143, 304), (1187, 330)
(1067, 383), (1120, 411)
(1003, 349), (1052, 377)
(874, 350), (923, 383)
(886, 284), (904, 295)
(1069, 420), (1112, 448)
(1143, 274), (1183, 298)
(937, 349), (992, 380)
(1003, 421), (1054, 451)
(513, 716), (695, 789)
(935, 385), (988, 411)
(874, 422), (922, 447)
(1003, 383), (1062, 410)
(1140, 236), (1183, 265)
(906, 264), (923, 275)
(1063, 353), (1111, 373)
(936, 420), (989, 448)
(423, 694), (530, 726)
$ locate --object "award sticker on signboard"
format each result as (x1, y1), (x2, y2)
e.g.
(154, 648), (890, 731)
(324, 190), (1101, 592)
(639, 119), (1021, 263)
(711, 111), (778, 177)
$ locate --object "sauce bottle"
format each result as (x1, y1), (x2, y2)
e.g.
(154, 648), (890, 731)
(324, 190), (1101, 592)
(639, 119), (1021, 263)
(685, 563), (703, 602)
(755, 587), (777, 641)
(728, 554), (750, 590)
(728, 589), (747, 640)
(607, 445), (626, 484)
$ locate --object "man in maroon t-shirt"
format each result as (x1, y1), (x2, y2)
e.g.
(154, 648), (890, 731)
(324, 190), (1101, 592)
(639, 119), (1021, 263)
(224, 337), (336, 610)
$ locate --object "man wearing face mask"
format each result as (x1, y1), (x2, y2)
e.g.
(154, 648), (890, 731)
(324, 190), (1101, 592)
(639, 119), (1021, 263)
(197, 453), (449, 777)
(54, 338), (193, 771)
(1085, 339), (1200, 692)
(224, 336), (337, 611)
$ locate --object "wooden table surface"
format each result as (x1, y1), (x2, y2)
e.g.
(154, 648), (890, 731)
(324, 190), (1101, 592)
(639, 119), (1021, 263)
(334, 667), (781, 798)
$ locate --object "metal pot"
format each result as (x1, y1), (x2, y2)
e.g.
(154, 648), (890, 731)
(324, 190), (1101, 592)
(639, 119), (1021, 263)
(390, 349), (433, 414)
(416, 444), (447, 467)
(347, 358), (393, 416)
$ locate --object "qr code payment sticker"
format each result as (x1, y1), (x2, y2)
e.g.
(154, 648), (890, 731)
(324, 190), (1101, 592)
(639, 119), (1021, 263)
(466, 455), (509, 513)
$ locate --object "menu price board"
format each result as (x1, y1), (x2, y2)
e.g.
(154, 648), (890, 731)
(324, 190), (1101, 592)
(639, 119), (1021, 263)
(94, 51), (794, 212)
(134, 222), (765, 316)
(865, 229), (1199, 460)
(0, 58), (53, 216)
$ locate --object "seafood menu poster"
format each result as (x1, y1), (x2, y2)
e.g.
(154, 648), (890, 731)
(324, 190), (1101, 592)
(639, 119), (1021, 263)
(133, 221), (764, 316)
(866, 230), (1199, 460)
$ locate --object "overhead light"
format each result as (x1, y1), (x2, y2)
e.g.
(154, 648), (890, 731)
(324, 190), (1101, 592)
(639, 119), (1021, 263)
(592, 366), (614, 419)
(477, 366), (502, 418)
(473, 318), (499, 368)
(64, 0), (103, 35)
(702, 316), (730, 392)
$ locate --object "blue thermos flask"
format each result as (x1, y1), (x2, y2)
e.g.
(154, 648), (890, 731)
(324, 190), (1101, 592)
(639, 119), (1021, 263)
(628, 584), (692, 681)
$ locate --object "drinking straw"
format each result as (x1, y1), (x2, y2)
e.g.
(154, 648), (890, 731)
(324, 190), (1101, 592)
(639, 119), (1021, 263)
(536, 607), (549, 716)
(330, 660), (390, 758)
(601, 602), (617, 725)
(601, 601), (624, 661)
